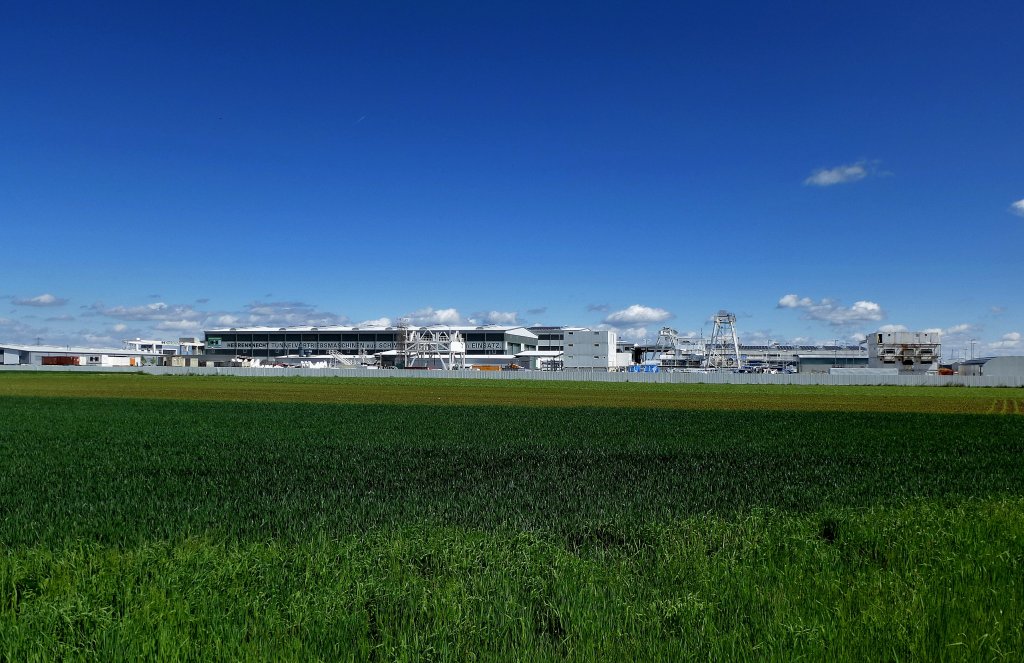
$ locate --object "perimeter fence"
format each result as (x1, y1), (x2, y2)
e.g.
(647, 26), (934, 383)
(2, 364), (1022, 387)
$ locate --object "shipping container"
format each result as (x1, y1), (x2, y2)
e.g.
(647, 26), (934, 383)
(42, 356), (80, 366)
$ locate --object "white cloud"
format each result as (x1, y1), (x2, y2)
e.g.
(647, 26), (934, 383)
(776, 294), (885, 326)
(803, 160), (875, 186)
(878, 324), (908, 332)
(474, 310), (519, 325)
(617, 326), (650, 342)
(154, 319), (203, 332)
(88, 299), (349, 332)
(777, 294), (813, 309)
(405, 307), (462, 326)
(988, 332), (1021, 352)
(13, 293), (68, 307)
(240, 301), (348, 327)
(93, 302), (178, 321)
(0, 317), (44, 338)
(603, 304), (673, 325)
(357, 317), (392, 327)
(594, 323), (651, 343)
(1010, 199), (1024, 217)
(81, 332), (117, 346)
(112, 323), (128, 333)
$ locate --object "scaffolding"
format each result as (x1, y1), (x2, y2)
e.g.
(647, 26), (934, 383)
(653, 327), (705, 368)
(703, 311), (742, 370)
(401, 325), (466, 370)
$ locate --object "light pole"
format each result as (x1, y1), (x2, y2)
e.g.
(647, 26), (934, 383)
(970, 339), (977, 360)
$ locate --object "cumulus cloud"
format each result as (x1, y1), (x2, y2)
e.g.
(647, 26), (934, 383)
(405, 307), (462, 326)
(603, 304), (673, 325)
(943, 323), (974, 336)
(988, 332), (1021, 352)
(909, 323), (970, 340)
(241, 301), (348, 327)
(0, 316), (45, 338)
(357, 317), (392, 327)
(594, 323), (651, 343)
(877, 324), (908, 333)
(777, 294), (885, 326)
(81, 332), (117, 346)
(13, 293), (68, 307)
(617, 327), (651, 342)
(803, 160), (877, 186)
(777, 294), (813, 309)
(473, 310), (519, 325)
(154, 319), (204, 332)
(88, 302), (213, 330)
(1010, 200), (1024, 217)
(87, 299), (349, 331)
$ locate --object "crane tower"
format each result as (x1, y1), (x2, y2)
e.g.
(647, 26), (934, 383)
(703, 311), (742, 370)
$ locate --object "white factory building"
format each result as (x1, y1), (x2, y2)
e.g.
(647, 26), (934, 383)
(0, 338), (204, 367)
(2, 322), (987, 376)
(202, 324), (631, 370)
(0, 342), (164, 367)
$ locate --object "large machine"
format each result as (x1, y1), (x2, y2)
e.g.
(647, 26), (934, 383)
(393, 320), (467, 369)
(703, 311), (742, 370)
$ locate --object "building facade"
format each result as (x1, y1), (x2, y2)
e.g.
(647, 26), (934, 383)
(867, 331), (941, 373)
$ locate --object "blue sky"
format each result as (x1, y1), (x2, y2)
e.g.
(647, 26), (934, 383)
(2, 1), (1022, 357)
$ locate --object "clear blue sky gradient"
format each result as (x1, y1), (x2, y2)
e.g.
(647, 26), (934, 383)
(2, 2), (1022, 355)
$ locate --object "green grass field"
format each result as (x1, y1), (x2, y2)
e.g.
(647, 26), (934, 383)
(1, 373), (1022, 660)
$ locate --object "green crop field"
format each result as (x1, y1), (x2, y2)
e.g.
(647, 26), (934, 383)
(1, 373), (1023, 660)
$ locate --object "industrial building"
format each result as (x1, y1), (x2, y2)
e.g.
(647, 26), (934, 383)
(0, 342), (165, 367)
(867, 331), (941, 374)
(0, 337), (205, 367)
(201, 320), (870, 373)
(203, 324), (628, 370)
(957, 356), (1024, 377)
(123, 338), (204, 356)
(639, 324), (868, 374)
(0, 314), (973, 375)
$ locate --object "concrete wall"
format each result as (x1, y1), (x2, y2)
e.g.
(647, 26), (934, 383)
(3, 364), (1022, 387)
